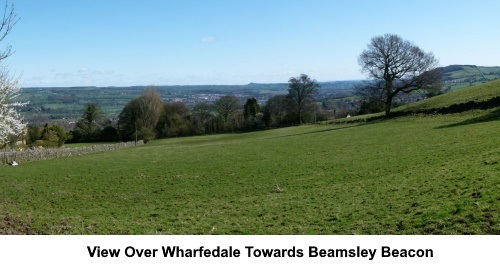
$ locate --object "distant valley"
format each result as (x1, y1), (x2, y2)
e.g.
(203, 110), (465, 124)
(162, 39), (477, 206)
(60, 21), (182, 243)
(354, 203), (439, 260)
(17, 65), (500, 128)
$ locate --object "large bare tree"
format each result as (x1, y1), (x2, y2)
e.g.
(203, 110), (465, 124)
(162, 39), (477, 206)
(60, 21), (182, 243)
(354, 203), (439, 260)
(358, 34), (442, 116)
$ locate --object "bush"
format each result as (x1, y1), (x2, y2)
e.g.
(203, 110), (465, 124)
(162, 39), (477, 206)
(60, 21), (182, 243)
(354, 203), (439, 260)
(358, 100), (385, 115)
(426, 90), (444, 98)
(137, 128), (156, 143)
(41, 124), (71, 147)
(100, 126), (120, 142)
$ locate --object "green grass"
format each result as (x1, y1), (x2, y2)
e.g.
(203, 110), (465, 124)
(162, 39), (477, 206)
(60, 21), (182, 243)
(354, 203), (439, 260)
(2, 80), (499, 235)
(1, 107), (498, 234)
(397, 79), (500, 112)
(337, 79), (500, 123)
(441, 65), (500, 91)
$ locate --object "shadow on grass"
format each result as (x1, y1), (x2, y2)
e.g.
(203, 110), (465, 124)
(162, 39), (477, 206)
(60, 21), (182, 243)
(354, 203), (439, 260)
(435, 108), (500, 129)
(268, 123), (365, 139)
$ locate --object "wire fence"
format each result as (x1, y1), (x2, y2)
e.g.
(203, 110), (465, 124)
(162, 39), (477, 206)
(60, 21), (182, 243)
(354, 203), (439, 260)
(1, 141), (144, 166)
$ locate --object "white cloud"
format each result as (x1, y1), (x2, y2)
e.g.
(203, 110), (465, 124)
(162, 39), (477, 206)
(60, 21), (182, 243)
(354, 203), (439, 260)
(201, 37), (216, 43)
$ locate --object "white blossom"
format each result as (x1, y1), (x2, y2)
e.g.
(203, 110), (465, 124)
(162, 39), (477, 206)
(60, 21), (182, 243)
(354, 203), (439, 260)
(0, 65), (27, 146)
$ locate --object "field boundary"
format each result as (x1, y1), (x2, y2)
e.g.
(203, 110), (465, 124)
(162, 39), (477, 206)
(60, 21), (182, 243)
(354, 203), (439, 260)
(1, 141), (144, 166)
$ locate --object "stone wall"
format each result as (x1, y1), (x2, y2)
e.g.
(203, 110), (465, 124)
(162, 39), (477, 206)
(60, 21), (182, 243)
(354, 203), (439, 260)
(1, 141), (144, 166)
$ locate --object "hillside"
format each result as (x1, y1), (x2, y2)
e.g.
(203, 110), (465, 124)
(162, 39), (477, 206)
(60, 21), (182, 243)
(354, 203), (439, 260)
(399, 78), (500, 111)
(341, 79), (500, 122)
(1, 81), (499, 234)
(440, 65), (500, 91)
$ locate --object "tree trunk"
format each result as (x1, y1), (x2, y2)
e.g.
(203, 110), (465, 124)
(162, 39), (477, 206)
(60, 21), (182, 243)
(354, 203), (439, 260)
(385, 96), (393, 117)
(385, 79), (394, 117)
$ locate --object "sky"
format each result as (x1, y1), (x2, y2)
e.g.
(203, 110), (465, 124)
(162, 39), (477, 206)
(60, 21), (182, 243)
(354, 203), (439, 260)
(4, 0), (500, 87)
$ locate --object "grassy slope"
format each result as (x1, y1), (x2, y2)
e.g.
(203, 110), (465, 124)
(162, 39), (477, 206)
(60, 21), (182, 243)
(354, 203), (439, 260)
(442, 65), (500, 91)
(341, 79), (500, 122)
(1, 83), (499, 235)
(397, 79), (500, 112)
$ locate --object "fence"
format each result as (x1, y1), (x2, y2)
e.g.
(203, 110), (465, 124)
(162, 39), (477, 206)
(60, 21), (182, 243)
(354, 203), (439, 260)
(1, 140), (144, 166)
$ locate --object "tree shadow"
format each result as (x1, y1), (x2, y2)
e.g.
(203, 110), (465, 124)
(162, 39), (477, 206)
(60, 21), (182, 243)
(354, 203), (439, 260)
(435, 108), (500, 129)
(268, 123), (366, 139)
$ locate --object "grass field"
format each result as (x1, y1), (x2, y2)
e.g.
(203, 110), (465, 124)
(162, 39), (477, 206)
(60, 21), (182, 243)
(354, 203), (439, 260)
(1, 109), (498, 234)
(1, 82), (499, 235)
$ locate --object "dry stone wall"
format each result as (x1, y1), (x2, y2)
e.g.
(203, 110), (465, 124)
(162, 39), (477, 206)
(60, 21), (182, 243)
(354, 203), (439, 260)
(1, 141), (144, 166)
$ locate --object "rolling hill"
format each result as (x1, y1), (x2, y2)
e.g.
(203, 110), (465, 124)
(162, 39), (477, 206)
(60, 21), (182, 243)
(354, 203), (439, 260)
(341, 78), (500, 122)
(1, 80), (498, 235)
(439, 65), (500, 91)
(397, 78), (500, 111)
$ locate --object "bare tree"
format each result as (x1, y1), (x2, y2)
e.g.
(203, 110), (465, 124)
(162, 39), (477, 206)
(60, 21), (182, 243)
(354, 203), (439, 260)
(287, 74), (319, 124)
(358, 34), (442, 116)
(214, 95), (241, 123)
(0, 0), (17, 62)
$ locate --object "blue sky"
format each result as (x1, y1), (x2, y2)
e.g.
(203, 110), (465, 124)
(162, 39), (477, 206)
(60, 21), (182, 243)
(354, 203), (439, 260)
(5, 0), (500, 87)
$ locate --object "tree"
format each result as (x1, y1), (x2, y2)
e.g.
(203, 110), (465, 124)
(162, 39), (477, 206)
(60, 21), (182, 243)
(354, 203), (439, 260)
(0, 1), (23, 147)
(158, 101), (192, 137)
(117, 98), (141, 141)
(117, 87), (164, 142)
(243, 97), (261, 130)
(214, 95), (241, 123)
(0, 66), (24, 146)
(73, 102), (105, 142)
(0, 0), (18, 62)
(287, 74), (319, 124)
(99, 125), (119, 142)
(26, 124), (40, 145)
(358, 34), (442, 116)
(138, 87), (164, 131)
(243, 98), (260, 119)
(263, 94), (290, 126)
(192, 102), (214, 134)
(41, 123), (71, 147)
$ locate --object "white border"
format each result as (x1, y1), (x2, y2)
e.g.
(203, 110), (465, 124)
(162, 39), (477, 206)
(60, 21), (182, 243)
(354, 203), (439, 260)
(0, 235), (497, 265)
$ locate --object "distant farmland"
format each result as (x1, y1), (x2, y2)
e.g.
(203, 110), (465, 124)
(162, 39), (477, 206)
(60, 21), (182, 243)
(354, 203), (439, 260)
(16, 81), (357, 127)
(16, 65), (499, 129)
(441, 65), (500, 91)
